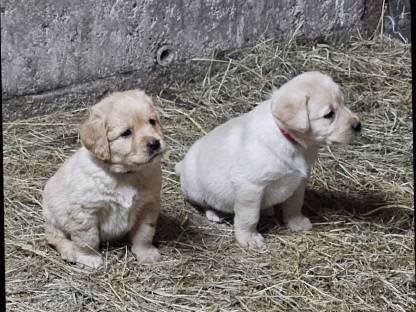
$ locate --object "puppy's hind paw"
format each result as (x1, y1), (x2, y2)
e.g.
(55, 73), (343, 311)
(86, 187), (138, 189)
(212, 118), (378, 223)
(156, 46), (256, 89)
(235, 231), (265, 249)
(205, 209), (223, 223)
(286, 215), (312, 232)
(132, 246), (161, 264)
(75, 254), (103, 269)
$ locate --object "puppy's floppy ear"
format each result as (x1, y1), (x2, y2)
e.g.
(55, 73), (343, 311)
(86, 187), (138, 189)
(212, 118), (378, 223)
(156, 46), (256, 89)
(273, 92), (310, 133)
(151, 104), (162, 123)
(141, 91), (162, 125)
(80, 110), (110, 161)
(137, 89), (155, 106)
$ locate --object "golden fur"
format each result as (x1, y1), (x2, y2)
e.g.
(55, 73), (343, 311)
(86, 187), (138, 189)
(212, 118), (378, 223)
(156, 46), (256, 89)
(42, 90), (165, 268)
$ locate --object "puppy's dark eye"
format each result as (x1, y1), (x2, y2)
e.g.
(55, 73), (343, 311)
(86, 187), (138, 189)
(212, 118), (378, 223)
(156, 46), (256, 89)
(120, 129), (132, 138)
(323, 111), (335, 119)
(149, 118), (156, 126)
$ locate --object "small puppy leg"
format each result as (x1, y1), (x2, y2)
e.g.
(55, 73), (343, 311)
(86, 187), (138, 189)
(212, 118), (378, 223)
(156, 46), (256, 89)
(281, 181), (312, 231)
(233, 184), (265, 249)
(129, 202), (161, 263)
(205, 209), (223, 223)
(68, 223), (103, 268)
(46, 222), (103, 268)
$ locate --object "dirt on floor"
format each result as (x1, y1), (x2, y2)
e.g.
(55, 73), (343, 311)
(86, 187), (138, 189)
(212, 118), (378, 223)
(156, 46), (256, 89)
(3, 36), (414, 311)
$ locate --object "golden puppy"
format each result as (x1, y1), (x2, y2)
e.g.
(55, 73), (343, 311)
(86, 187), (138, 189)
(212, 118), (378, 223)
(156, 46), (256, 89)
(42, 90), (165, 268)
(176, 71), (361, 249)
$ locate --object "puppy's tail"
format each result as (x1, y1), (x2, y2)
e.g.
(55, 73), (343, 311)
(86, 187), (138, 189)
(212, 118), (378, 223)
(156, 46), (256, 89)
(174, 161), (182, 176)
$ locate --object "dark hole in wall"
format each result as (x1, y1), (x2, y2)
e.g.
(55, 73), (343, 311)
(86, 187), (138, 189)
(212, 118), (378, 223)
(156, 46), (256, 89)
(156, 45), (176, 66)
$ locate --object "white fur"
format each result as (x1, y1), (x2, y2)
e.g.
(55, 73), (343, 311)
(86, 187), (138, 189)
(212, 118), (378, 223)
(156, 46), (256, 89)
(177, 100), (317, 216)
(176, 100), (318, 250)
(176, 71), (360, 249)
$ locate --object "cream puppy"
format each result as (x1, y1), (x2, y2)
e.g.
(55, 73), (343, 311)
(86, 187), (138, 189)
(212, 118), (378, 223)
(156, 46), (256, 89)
(176, 71), (361, 249)
(42, 90), (165, 268)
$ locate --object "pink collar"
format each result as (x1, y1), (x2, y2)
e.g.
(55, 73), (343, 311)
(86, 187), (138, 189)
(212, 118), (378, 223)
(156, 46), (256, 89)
(278, 126), (298, 145)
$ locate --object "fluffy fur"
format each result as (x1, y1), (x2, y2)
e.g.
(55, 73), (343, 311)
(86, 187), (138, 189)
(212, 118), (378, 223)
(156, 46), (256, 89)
(176, 71), (361, 249)
(42, 90), (165, 268)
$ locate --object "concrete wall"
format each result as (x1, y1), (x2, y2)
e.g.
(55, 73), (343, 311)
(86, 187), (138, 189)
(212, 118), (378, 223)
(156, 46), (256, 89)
(1, 0), (383, 120)
(384, 0), (411, 43)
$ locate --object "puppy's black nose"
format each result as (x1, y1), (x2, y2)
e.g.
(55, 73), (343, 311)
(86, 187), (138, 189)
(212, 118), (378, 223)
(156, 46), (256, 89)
(147, 138), (161, 152)
(352, 121), (361, 132)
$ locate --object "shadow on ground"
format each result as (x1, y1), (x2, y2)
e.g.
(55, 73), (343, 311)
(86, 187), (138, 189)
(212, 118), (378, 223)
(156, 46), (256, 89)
(303, 189), (412, 230)
(166, 188), (413, 247)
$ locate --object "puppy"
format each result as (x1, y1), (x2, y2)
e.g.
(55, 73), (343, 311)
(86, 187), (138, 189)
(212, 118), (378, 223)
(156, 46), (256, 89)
(42, 90), (165, 268)
(175, 71), (361, 249)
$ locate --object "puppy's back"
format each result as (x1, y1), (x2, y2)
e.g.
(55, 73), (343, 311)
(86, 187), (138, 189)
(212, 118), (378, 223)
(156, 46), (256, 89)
(176, 107), (260, 211)
(42, 148), (97, 216)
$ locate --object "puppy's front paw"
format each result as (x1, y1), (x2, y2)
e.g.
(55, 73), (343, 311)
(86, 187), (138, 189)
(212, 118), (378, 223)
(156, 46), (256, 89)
(132, 245), (161, 263)
(286, 215), (312, 232)
(235, 231), (265, 249)
(76, 253), (103, 269)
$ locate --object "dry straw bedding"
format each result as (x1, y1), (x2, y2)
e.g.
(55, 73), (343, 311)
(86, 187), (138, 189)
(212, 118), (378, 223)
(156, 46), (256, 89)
(4, 37), (414, 311)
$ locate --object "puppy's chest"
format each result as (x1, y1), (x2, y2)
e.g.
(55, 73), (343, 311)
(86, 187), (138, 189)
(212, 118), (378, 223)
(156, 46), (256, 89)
(261, 171), (305, 208)
(98, 185), (142, 240)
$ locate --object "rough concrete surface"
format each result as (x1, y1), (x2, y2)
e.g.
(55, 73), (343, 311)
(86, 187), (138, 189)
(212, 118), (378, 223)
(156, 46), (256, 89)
(384, 0), (411, 43)
(1, 0), (383, 120)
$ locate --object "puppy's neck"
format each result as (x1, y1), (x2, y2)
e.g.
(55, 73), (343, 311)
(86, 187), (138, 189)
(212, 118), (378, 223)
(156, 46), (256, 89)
(274, 121), (307, 149)
(274, 121), (320, 164)
(107, 163), (139, 174)
(277, 125), (299, 146)
(84, 148), (148, 176)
